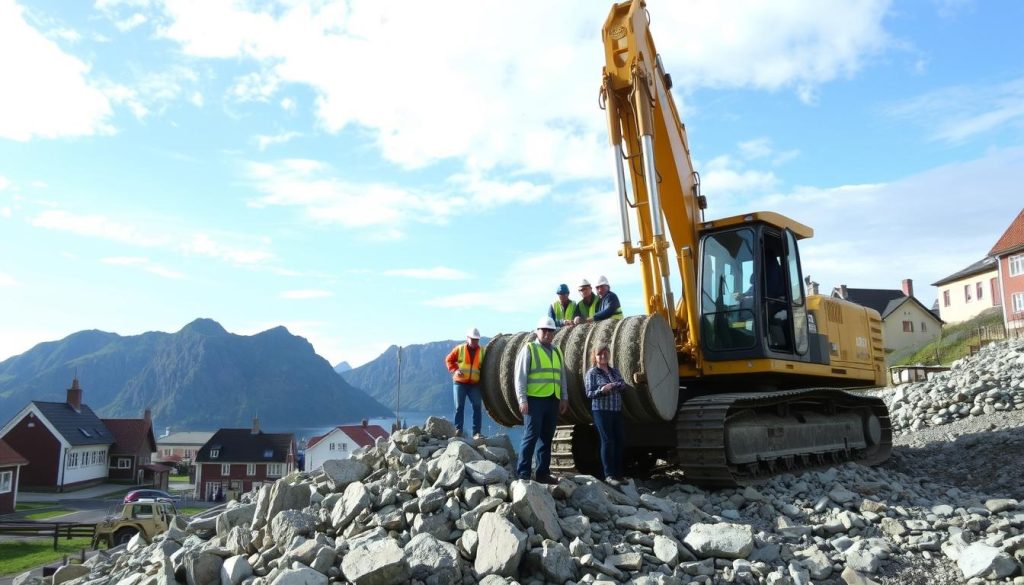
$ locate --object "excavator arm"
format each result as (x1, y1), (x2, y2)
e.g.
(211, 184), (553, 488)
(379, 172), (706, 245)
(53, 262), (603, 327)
(601, 0), (706, 366)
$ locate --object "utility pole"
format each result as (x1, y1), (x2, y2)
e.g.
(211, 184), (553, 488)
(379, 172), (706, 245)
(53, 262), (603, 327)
(395, 346), (402, 433)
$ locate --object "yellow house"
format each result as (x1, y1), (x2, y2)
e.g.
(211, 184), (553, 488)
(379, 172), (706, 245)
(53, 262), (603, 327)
(930, 257), (1000, 324)
(831, 279), (943, 355)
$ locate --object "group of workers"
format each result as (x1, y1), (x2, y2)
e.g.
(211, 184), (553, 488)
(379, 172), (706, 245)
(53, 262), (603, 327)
(444, 276), (629, 487)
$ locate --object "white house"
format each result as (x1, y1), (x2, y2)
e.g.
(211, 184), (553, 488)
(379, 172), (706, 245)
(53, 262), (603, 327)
(304, 422), (389, 472)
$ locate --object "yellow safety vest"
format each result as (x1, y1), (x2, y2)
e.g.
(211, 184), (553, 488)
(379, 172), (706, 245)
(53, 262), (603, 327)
(526, 342), (563, 399)
(455, 344), (484, 384)
(578, 296), (598, 318)
(551, 300), (578, 324)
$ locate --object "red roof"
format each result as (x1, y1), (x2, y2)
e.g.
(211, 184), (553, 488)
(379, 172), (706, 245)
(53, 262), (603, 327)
(102, 418), (156, 455)
(990, 208), (1024, 256)
(0, 439), (28, 467)
(308, 424), (389, 449)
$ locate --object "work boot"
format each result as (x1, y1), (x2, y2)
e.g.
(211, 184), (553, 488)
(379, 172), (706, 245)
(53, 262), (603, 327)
(535, 475), (559, 486)
(472, 433), (484, 440)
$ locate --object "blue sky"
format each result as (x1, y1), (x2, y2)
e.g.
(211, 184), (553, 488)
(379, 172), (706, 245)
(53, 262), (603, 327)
(1, 0), (1022, 368)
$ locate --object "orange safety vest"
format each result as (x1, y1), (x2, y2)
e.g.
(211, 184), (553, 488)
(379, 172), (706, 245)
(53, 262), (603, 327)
(453, 343), (484, 384)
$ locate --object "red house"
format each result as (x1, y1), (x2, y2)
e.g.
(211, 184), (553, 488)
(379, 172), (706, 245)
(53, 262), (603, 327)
(991, 208), (1024, 334)
(103, 413), (169, 491)
(0, 439), (29, 514)
(0, 379), (114, 491)
(194, 418), (296, 501)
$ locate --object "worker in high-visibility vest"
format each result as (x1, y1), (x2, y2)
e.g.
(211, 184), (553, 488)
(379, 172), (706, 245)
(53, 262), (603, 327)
(445, 327), (485, 439)
(587, 275), (623, 322)
(574, 278), (598, 324)
(514, 316), (568, 484)
(548, 283), (578, 327)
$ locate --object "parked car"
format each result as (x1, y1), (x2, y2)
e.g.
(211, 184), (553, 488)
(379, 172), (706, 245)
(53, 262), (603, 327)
(123, 489), (176, 503)
(94, 499), (179, 548)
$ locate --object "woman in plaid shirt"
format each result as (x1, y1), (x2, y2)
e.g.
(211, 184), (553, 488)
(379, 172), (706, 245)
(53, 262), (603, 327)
(584, 344), (627, 485)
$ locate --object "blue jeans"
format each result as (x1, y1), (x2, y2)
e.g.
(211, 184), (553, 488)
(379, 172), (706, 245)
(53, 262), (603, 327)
(517, 396), (560, 479)
(592, 409), (624, 479)
(453, 383), (482, 436)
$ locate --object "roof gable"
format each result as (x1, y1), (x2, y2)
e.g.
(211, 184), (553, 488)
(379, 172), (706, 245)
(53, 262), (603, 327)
(30, 401), (114, 446)
(990, 208), (1024, 256)
(196, 428), (294, 463)
(0, 439), (28, 467)
(102, 418), (156, 454)
(307, 424), (389, 450)
(832, 288), (906, 316)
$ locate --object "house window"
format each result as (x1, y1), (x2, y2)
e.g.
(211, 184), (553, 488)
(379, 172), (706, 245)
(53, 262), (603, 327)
(266, 464), (283, 477)
(341, 444), (347, 452)
(902, 321), (914, 333)
(1014, 292), (1024, 313)
(1010, 254), (1024, 277)
(185, 449), (193, 458)
(977, 282), (983, 300)
(0, 470), (12, 493)
(329, 443), (335, 451)
(246, 464), (256, 476)
(117, 457), (131, 469)
(964, 284), (971, 302)
(943, 290), (950, 307)
(221, 464), (231, 475)
(210, 449), (220, 459)
(263, 449), (273, 458)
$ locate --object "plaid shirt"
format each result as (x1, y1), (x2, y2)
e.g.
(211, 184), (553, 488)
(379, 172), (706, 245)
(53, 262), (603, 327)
(584, 365), (625, 411)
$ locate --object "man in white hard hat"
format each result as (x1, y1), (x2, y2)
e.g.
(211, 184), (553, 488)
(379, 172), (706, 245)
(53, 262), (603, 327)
(574, 278), (598, 324)
(585, 275), (623, 322)
(445, 327), (485, 439)
(513, 316), (568, 484)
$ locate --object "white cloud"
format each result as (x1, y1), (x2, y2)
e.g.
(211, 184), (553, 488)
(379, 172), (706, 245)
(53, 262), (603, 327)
(256, 131), (301, 151)
(101, 256), (185, 279)
(182, 233), (274, 265)
(32, 209), (166, 246)
(384, 267), (470, 280)
(146, 1), (891, 178)
(886, 77), (1024, 143)
(0, 0), (113, 140)
(280, 289), (333, 300)
(0, 272), (19, 287)
(115, 12), (147, 31)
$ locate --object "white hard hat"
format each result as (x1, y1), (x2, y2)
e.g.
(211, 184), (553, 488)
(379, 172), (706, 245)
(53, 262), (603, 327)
(578, 278), (591, 288)
(466, 327), (481, 339)
(596, 275), (610, 287)
(536, 316), (557, 330)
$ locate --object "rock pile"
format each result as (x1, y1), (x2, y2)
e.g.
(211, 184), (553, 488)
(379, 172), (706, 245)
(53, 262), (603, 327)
(886, 339), (1024, 434)
(20, 416), (1024, 585)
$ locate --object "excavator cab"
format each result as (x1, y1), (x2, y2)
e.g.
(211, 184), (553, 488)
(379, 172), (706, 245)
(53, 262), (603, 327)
(698, 217), (810, 363)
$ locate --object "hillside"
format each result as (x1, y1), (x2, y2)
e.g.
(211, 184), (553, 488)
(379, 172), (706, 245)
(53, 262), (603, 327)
(341, 339), (489, 414)
(0, 319), (392, 430)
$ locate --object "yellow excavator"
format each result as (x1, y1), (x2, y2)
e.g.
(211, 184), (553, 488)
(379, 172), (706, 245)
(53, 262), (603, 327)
(480, 0), (891, 487)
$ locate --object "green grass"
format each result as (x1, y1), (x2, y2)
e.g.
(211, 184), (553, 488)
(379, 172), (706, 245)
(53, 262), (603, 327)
(24, 509), (73, 521)
(0, 537), (92, 576)
(15, 502), (53, 512)
(890, 307), (1005, 367)
(177, 507), (204, 516)
(169, 474), (189, 482)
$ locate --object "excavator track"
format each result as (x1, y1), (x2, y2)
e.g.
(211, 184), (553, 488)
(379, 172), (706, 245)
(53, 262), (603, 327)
(551, 424), (601, 477)
(675, 388), (892, 487)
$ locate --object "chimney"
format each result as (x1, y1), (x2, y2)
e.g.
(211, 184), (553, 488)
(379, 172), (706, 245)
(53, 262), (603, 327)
(143, 409), (152, 426)
(902, 278), (914, 298)
(839, 285), (848, 300)
(361, 418), (368, 428)
(252, 415), (260, 435)
(67, 377), (83, 413)
(163, 426), (171, 438)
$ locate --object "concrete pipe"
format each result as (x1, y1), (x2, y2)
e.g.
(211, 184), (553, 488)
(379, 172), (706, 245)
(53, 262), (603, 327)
(480, 314), (679, 426)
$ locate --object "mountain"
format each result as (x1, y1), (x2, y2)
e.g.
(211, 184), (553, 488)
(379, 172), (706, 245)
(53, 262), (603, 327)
(0, 318), (392, 430)
(341, 339), (489, 414)
(333, 361), (352, 374)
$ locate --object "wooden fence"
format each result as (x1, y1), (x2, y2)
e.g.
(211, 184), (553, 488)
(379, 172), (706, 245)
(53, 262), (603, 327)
(0, 521), (95, 550)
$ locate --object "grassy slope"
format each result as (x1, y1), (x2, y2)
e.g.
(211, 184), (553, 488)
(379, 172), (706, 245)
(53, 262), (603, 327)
(0, 538), (92, 576)
(889, 307), (1005, 366)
